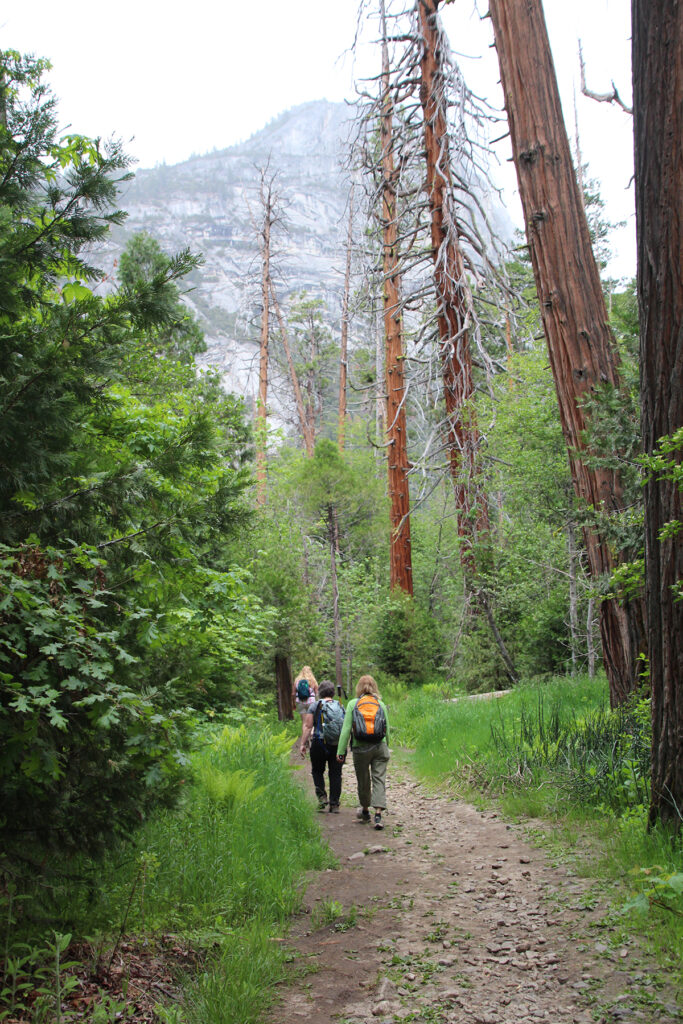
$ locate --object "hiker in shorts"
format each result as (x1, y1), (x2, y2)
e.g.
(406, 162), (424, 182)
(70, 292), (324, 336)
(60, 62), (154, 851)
(336, 674), (390, 831)
(293, 665), (318, 745)
(300, 679), (345, 813)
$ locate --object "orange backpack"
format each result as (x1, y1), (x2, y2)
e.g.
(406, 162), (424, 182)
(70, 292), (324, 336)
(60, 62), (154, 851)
(351, 694), (387, 742)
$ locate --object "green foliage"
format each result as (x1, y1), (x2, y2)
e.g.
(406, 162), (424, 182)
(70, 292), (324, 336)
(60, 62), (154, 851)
(374, 590), (443, 684)
(1, 720), (329, 1022)
(0, 52), (262, 865)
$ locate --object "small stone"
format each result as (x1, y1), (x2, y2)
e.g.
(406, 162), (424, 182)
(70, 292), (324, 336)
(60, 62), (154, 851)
(348, 851), (365, 861)
(520, 856), (532, 864)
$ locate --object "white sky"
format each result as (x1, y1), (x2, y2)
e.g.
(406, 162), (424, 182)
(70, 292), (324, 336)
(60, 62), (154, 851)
(3, 0), (635, 277)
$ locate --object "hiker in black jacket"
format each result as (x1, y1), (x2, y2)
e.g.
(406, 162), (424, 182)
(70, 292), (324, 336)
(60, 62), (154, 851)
(300, 679), (345, 813)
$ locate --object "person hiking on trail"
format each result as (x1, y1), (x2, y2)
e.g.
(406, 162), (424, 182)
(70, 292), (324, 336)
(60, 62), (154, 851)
(336, 674), (390, 831)
(293, 665), (318, 744)
(300, 679), (345, 813)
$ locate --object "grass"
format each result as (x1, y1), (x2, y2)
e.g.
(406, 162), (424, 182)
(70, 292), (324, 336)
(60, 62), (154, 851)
(1, 718), (333, 1023)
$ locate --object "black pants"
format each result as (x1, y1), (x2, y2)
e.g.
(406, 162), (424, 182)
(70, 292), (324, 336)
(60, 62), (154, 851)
(309, 739), (343, 806)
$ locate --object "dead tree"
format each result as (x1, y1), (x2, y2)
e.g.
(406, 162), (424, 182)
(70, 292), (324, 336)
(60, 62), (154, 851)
(417, 0), (488, 560)
(416, 0), (518, 684)
(632, 0), (683, 831)
(338, 186), (355, 453)
(380, 0), (414, 595)
(253, 168), (280, 505)
(489, 0), (644, 706)
(270, 280), (315, 455)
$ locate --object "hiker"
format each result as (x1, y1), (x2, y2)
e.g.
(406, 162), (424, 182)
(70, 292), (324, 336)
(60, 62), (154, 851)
(293, 665), (318, 744)
(336, 674), (390, 831)
(300, 679), (345, 813)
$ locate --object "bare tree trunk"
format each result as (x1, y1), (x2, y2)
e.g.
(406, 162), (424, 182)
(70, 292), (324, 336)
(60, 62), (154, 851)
(478, 589), (519, 686)
(489, 0), (644, 706)
(586, 596), (597, 679)
(380, 0), (413, 595)
(632, 0), (683, 832)
(270, 280), (314, 455)
(567, 516), (580, 675)
(417, 0), (488, 567)
(255, 170), (276, 506)
(328, 507), (344, 694)
(338, 187), (355, 452)
(275, 654), (294, 721)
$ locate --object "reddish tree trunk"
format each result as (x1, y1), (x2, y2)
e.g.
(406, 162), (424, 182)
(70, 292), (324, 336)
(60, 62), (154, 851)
(418, 0), (489, 571)
(632, 0), (683, 830)
(489, 0), (643, 706)
(381, 0), (413, 594)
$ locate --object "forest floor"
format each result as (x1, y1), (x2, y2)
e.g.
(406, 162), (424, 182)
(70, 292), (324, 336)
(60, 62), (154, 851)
(269, 750), (682, 1024)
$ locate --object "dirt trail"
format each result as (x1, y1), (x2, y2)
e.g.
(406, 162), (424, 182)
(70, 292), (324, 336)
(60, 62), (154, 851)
(269, 757), (680, 1024)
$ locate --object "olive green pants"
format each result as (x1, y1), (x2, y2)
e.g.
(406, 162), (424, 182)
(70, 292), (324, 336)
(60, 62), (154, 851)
(352, 741), (390, 810)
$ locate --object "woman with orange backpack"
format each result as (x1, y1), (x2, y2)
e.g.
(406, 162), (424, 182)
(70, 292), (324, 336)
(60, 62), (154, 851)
(336, 674), (390, 831)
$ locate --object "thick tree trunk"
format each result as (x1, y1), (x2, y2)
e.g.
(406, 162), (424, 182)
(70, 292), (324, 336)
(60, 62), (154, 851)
(632, 0), (683, 831)
(380, 0), (413, 595)
(275, 654), (294, 721)
(338, 187), (354, 453)
(489, 0), (643, 706)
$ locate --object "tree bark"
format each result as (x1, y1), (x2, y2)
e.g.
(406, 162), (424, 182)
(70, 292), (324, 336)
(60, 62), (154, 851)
(275, 654), (294, 721)
(632, 0), (683, 831)
(380, 0), (413, 595)
(489, 0), (643, 706)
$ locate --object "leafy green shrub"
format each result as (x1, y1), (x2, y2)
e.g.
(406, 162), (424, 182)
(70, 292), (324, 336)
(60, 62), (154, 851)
(374, 591), (443, 683)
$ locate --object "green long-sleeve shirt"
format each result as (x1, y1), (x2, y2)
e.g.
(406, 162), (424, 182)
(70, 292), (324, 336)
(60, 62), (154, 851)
(337, 697), (390, 756)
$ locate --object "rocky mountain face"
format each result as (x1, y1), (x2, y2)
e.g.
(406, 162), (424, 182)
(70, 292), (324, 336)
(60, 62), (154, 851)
(102, 99), (514, 401)
(106, 100), (354, 397)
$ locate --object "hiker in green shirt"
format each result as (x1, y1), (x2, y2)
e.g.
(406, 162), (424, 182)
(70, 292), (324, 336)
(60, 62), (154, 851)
(336, 674), (390, 831)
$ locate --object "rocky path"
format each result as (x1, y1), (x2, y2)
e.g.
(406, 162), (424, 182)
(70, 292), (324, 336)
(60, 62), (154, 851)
(269, 759), (680, 1024)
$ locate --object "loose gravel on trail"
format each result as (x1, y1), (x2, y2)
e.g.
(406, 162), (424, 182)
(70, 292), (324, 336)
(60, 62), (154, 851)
(269, 758), (681, 1024)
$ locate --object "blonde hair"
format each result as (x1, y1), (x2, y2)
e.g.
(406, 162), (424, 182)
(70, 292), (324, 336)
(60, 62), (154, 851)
(296, 665), (318, 690)
(356, 674), (379, 698)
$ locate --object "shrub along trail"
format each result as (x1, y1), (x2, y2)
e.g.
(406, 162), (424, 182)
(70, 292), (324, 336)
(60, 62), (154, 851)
(269, 758), (680, 1024)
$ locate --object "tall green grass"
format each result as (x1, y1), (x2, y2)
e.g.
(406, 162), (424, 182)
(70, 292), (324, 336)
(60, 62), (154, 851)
(2, 720), (331, 1022)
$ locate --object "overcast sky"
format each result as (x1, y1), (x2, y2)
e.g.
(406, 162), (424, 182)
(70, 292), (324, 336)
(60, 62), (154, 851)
(3, 0), (635, 277)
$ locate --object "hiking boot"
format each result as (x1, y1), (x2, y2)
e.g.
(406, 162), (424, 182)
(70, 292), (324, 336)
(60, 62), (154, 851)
(356, 807), (371, 822)
(318, 799), (328, 812)
(328, 803), (340, 813)
(374, 812), (384, 830)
